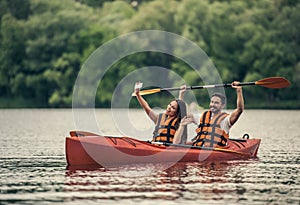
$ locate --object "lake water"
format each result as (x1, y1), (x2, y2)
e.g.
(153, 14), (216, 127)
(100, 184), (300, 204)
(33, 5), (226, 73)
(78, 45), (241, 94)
(0, 109), (299, 204)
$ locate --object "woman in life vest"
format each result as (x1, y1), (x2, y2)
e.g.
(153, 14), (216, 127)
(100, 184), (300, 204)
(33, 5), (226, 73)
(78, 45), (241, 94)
(173, 81), (244, 147)
(134, 82), (187, 144)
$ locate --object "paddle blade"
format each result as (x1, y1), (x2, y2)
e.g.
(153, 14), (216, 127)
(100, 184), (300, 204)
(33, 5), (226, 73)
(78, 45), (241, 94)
(132, 88), (161, 96)
(255, 77), (290, 88)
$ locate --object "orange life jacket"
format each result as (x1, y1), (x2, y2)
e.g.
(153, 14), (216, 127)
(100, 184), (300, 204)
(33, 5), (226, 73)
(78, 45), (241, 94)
(152, 113), (178, 143)
(192, 111), (229, 147)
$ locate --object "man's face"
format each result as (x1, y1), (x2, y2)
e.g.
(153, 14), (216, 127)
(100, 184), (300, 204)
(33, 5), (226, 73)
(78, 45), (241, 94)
(209, 96), (224, 114)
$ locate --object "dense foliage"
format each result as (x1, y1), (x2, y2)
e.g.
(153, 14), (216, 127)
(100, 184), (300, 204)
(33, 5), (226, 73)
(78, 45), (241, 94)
(0, 0), (299, 108)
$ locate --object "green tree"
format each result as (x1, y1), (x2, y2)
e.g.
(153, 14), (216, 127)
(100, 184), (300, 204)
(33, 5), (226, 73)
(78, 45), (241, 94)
(0, 14), (26, 96)
(99, 1), (136, 31)
(0, 0), (31, 20)
(122, 0), (179, 32)
(0, 0), (299, 108)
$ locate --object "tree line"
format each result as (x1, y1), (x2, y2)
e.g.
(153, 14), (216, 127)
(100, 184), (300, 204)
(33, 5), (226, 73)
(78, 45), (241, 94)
(0, 0), (299, 108)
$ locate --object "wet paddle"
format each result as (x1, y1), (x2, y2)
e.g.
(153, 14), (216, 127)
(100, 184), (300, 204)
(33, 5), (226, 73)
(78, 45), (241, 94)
(132, 77), (290, 96)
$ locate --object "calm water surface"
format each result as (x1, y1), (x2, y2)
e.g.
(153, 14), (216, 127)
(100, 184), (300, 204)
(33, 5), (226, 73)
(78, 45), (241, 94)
(0, 109), (299, 204)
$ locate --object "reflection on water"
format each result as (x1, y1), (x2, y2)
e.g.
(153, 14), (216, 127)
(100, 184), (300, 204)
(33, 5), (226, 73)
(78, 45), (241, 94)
(0, 109), (299, 204)
(65, 161), (248, 201)
(65, 159), (299, 204)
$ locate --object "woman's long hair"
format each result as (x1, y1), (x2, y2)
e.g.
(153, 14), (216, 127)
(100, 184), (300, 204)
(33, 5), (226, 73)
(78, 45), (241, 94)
(175, 99), (187, 144)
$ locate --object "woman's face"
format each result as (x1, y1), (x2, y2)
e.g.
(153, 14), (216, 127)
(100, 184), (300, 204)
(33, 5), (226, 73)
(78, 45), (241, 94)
(165, 100), (178, 117)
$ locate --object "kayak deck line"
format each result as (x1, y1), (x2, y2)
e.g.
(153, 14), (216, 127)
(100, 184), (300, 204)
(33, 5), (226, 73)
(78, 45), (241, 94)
(151, 141), (252, 156)
(70, 130), (248, 142)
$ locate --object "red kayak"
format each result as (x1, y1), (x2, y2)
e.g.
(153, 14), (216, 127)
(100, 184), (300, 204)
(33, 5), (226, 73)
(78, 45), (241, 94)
(65, 131), (261, 167)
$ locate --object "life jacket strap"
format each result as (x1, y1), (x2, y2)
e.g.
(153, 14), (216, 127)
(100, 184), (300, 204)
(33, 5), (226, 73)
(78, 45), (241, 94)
(152, 113), (177, 143)
(193, 111), (228, 147)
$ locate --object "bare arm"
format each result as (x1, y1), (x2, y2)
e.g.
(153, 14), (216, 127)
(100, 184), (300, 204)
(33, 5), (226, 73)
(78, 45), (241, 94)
(229, 81), (244, 126)
(173, 115), (195, 144)
(173, 85), (188, 144)
(134, 86), (158, 123)
(178, 85), (187, 100)
(173, 123), (186, 144)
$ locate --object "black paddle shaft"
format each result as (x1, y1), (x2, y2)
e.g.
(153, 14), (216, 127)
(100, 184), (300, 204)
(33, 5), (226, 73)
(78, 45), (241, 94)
(160, 82), (255, 92)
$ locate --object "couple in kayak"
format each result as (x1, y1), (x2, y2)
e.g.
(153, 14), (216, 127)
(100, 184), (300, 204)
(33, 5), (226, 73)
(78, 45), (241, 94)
(134, 81), (244, 148)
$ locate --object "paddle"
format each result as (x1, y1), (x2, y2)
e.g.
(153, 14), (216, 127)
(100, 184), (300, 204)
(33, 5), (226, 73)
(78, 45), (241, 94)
(151, 141), (251, 156)
(132, 77), (290, 96)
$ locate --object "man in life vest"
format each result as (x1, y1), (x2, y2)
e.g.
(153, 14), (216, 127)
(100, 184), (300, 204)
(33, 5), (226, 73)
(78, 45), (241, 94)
(173, 81), (244, 147)
(134, 82), (187, 144)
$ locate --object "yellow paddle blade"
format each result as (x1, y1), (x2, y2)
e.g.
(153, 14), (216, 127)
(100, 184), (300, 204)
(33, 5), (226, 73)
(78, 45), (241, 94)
(131, 88), (161, 96)
(255, 77), (290, 88)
